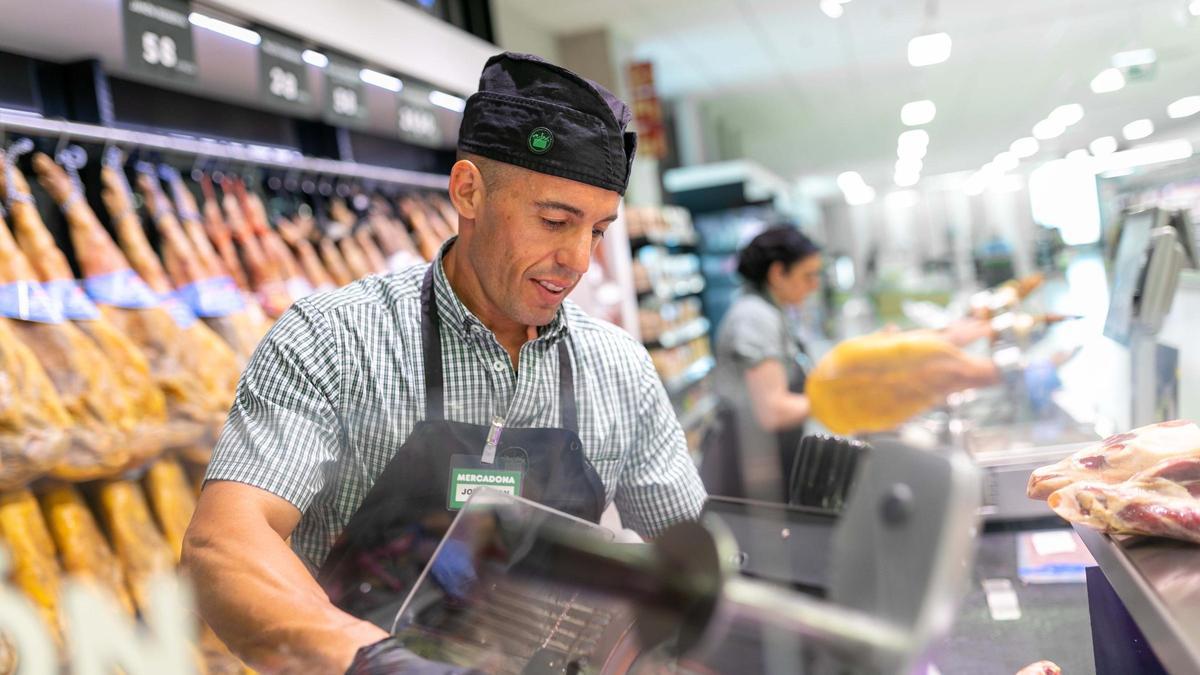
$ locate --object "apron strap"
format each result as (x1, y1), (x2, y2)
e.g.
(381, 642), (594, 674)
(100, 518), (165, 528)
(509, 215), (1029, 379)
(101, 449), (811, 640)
(420, 265), (445, 420)
(557, 340), (577, 433)
(420, 263), (579, 433)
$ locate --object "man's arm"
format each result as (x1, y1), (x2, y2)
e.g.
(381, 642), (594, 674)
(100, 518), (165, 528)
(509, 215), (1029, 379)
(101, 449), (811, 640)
(182, 482), (387, 673)
(614, 349), (707, 539)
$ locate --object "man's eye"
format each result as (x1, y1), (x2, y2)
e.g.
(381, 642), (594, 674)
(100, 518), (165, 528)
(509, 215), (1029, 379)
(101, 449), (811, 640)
(593, 228), (607, 239)
(542, 219), (567, 229)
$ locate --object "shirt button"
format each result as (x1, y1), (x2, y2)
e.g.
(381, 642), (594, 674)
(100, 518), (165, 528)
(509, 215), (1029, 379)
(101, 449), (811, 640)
(493, 360), (505, 372)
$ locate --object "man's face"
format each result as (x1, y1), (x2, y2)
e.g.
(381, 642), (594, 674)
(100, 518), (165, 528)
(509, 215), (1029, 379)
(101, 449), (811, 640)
(462, 165), (621, 328)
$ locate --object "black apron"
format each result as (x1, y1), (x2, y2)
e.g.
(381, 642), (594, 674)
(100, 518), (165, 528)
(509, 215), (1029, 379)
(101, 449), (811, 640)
(317, 266), (606, 627)
(700, 339), (809, 502)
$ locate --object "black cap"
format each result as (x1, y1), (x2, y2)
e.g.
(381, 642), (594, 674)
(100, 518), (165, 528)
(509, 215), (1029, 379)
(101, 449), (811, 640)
(457, 52), (637, 195)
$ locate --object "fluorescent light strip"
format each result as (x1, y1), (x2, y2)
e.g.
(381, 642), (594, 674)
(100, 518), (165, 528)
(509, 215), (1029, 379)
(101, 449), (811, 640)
(429, 90), (466, 112)
(1032, 118), (1065, 140)
(901, 99), (936, 126)
(1090, 68), (1125, 94)
(1089, 136), (1118, 156)
(1010, 137), (1039, 158)
(1167, 96), (1200, 119)
(820, 0), (844, 19)
(301, 49), (329, 68)
(908, 32), (952, 67)
(1122, 119), (1154, 141)
(360, 68), (403, 92)
(1112, 48), (1156, 69)
(1049, 103), (1084, 127)
(188, 12), (261, 45)
(1091, 139), (1192, 173)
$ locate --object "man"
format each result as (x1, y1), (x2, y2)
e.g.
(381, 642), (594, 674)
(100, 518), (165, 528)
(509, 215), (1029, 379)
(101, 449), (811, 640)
(182, 52), (706, 674)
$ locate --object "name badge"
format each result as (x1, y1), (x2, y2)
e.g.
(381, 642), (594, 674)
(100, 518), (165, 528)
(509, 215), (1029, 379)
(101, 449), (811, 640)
(447, 454), (524, 511)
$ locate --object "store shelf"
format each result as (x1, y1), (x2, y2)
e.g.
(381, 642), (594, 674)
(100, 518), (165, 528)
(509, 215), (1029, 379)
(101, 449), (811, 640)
(0, 115), (449, 189)
(637, 275), (707, 303)
(629, 235), (698, 252)
(678, 394), (718, 431)
(664, 355), (715, 398)
(1074, 525), (1200, 674)
(646, 317), (711, 350)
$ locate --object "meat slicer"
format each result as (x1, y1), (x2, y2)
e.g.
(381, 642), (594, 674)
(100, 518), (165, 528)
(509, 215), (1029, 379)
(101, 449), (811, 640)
(390, 438), (981, 674)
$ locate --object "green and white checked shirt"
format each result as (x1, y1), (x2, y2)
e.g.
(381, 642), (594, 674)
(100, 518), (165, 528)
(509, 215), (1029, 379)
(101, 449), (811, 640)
(206, 245), (707, 571)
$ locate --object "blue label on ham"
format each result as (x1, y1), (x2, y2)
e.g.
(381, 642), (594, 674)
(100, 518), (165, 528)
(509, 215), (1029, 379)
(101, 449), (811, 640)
(177, 276), (245, 317)
(0, 281), (65, 324)
(84, 269), (161, 309)
(42, 279), (101, 320)
(159, 292), (198, 329)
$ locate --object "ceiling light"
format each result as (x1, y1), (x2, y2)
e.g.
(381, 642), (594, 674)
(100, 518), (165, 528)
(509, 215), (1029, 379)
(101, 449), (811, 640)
(1066, 149), (1091, 161)
(1167, 95), (1200, 119)
(1032, 119), (1065, 140)
(844, 186), (876, 206)
(1112, 48), (1157, 69)
(1122, 119), (1154, 141)
(894, 171), (920, 188)
(898, 129), (930, 148)
(1049, 104), (1084, 127)
(837, 171), (866, 191)
(1010, 137), (1039, 158)
(908, 32), (952, 67)
(1090, 68), (1126, 94)
(820, 0), (844, 18)
(1090, 136), (1118, 156)
(993, 151), (1019, 172)
(188, 12), (261, 45)
(301, 50), (329, 68)
(429, 90), (466, 112)
(900, 99), (937, 126)
(1091, 139), (1192, 173)
(886, 190), (920, 208)
(896, 158), (923, 174)
(1191, 0), (1200, 16)
(360, 68), (403, 92)
(898, 143), (928, 161)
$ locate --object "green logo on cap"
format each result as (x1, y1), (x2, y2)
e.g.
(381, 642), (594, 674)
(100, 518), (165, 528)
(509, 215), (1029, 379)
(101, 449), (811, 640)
(528, 127), (554, 154)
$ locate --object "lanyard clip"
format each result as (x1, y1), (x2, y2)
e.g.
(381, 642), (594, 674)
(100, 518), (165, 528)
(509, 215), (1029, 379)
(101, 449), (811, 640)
(482, 415), (505, 464)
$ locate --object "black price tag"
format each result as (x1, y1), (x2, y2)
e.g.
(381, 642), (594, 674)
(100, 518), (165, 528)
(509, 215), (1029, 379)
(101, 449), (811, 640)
(258, 29), (311, 109)
(123, 0), (198, 82)
(396, 86), (444, 148)
(323, 55), (368, 128)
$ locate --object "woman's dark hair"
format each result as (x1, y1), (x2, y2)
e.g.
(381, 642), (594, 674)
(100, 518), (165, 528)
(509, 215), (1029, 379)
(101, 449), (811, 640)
(736, 225), (821, 287)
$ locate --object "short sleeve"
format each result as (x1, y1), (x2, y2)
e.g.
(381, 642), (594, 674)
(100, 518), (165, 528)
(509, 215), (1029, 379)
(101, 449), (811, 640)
(205, 299), (343, 513)
(614, 348), (707, 538)
(725, 300), (787, 367)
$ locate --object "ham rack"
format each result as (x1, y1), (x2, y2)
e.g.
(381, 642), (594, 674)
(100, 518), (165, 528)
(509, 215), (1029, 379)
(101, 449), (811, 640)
(0, 113), (448, 190)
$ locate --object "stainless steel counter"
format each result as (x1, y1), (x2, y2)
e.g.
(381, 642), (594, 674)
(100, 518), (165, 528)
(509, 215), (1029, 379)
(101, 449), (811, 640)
(1075, 525), (1200, 674)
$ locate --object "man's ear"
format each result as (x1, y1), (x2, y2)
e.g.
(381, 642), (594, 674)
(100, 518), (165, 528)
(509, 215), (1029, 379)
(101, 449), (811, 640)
(448, 159), (484, 220)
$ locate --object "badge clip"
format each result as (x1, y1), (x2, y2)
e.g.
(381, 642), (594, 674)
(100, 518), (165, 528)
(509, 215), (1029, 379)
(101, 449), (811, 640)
(481, 415), (505, 464)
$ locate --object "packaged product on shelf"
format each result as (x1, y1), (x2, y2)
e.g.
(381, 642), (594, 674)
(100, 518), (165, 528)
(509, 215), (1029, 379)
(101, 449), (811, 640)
(277, 215), (338, 292)
(38, 483), (135, 616)
(0, 203), (131, 479)
(142, 457), (199, 561)
(31, 152), (238, 446)
(0, 489), (65, 646)
(198, 175), (252, 293)
(399, 196), (443, 260)
(221, 177), (291, 317)
(328, 199), (377, 278)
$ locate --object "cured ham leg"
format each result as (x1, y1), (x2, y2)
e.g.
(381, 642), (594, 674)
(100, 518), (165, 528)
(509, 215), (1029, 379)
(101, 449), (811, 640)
(806, 330), (1000, 435)
(1028, 420), (1200, 499)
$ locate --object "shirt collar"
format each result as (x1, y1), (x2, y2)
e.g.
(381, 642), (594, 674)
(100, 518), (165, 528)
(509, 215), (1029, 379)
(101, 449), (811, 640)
(433, 237), (570, 344)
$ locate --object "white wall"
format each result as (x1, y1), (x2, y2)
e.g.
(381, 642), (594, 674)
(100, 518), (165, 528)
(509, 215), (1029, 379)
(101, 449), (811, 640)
(490, 1), (561, 63)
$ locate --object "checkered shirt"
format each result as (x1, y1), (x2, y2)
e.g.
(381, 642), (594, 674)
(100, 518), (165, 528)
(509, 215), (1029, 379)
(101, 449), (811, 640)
(205, 247), (706, 571)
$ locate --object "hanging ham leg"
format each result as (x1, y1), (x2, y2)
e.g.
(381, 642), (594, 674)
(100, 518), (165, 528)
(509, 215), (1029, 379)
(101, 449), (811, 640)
(199, 176), (250, 292)
(277, 216), (335, 291)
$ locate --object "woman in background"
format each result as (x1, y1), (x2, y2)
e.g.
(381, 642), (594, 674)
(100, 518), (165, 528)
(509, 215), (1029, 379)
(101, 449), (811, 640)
(701, 225), (821, 502)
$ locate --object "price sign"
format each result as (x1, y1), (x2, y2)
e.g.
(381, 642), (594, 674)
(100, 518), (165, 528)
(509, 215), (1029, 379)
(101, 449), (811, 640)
(123, 0), (197, 83)
(396, 85), (444, 147)
(258, 29), (311, 109)
(323, 54), (368, 128)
